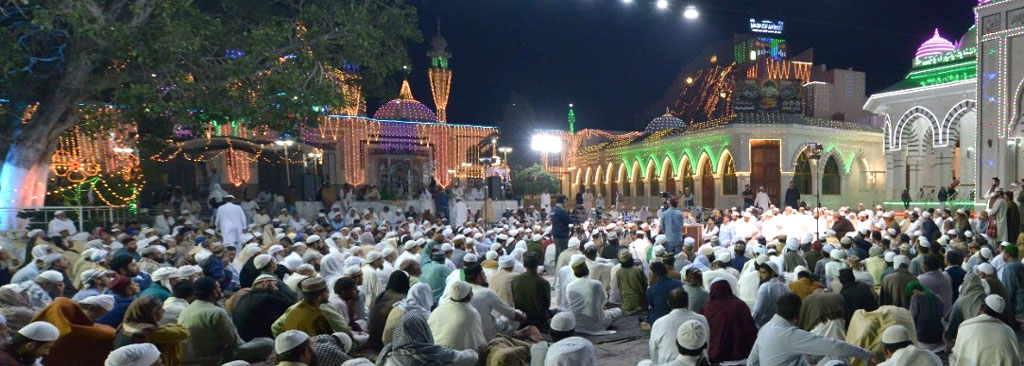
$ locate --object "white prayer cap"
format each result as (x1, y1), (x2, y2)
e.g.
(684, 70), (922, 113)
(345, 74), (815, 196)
(332, 332), (354, 353)
(177, 265), (203, 278)
(195, 249), (213, 264)
(306, 235), (321, 244)
(977, 263), (995, 276)
(532, 234), (543, 242)
(793, 266), (809, 275)
(151, 267), (180, 282)
(569, 254), (587, 268)
(486, 251), (498, 260)
(453, 234), (466, 243)
(222, 361), (251, 366)
(912, 230), (922, 237)
(887, 228), (898, 236)
(79, 294), (115, 311)
(343, 265), (361, 276)
(105, 343), (160, 366)
(893, 255), (910, 268)
(785, 237), (799, 251)
(204, 229), (216, 236)
(282, 255), (302, 271)
(440, 244), (453, 252)
(461, 253), (478, 263)
(42, 253), (64, 268)
(275, 233), (286, 240)
(267, 245), (284, 255)
(654, 235), (666, 245)
(980, 247), (993, 259)
(714, 250), (732, 264)
(80, 269), (107, 284)
(675, 320), (708, 350)
(37, 270), (63, 283)
(829, 249), (845, 260)
(839, 237), (852, 245)
(341, 359), (374, 366)
(762, 260), (780, 275)
(449, 282), (472, 301)
(18, 321), (60, 342)
(498, 256), (515, 269)
(253, 254), (273, 270)
(884, 251), (896, 263)
(826, 230), (836, 236)
(489, 243), (503, 253)
(442, 228), (454, 237)
(881, 325), (911, 345)
(684, 237), (695, 246)
(275, 330), (310, 354)
(551, 312), (576, 332)
(403, 240), (417, 250)
(921, 211), (931, 218)
(965, 231), (974, 238)
(652, 245), (666, 256)
(366, 250), (383, 262)
(381, 247), (395, 258)
(345, 257), (363, 267)
(918, 237), (931, 248)
(568, 237), (581, 249)
(985, 294), (1006, 313)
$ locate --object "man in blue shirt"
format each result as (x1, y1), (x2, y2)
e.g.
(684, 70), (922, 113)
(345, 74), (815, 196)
(551, 195), (578, 260)
(659, 198), (685, 255)
(645, 261), (683, 324)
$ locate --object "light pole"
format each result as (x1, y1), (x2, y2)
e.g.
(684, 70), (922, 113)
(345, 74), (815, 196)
(275, 138), (296, 185)
(804, 142), (823, 233)
(498, 147), (512, 164)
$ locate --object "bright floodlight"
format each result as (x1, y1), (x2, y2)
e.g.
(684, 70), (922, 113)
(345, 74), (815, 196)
(622, 0), (633, 3)
(656, 0), (668, 10)
(531, 134), (562, 153)
(683, 5), (698, 19)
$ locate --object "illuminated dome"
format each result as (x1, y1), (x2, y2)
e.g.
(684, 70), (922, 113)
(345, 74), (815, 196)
(373, 79), (439, 122)
(916, 29), (956, 58)
(645, 108), (687, 133)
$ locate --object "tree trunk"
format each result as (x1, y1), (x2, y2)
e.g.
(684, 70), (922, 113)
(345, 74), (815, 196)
(0, 55), (93, 230)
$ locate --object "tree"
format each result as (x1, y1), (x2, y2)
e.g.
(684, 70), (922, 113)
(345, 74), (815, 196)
(511, 164), (560, 196)
(0, 0), (420, 228)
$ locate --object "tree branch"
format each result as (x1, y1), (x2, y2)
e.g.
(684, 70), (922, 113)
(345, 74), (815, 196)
(129, 0), (156, 27)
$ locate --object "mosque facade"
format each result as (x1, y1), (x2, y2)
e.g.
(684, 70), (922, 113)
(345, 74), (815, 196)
(864, 0), (1024, 208)
(544, 34), (886, 211)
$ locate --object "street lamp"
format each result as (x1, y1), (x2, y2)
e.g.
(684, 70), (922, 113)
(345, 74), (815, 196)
(498, 146), (512, 163)
(804, 142), (823, 232)
(683, 5), (699, 19)
(275, 138), (296, 185)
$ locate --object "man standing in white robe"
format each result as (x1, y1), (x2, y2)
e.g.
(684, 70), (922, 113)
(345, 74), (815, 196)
(47, 211), (77, 238)
(540, 192), (552, 213)
(565, 256), (622, 334)
(987, 187), (1008, 242)
(214, 195), (246, 248)
(754, 186), (771, 212)
(453, 198), (469, 227)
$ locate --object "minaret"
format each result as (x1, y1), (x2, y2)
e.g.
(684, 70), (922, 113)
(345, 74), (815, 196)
(428, 21), (452, 123)
(567, 103), (576, 134)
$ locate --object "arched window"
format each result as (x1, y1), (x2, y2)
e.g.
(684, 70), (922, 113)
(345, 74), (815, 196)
(821, 156), (841, 195)
(681, 160), (694, 195)
(635, 171), (646, 197)
(622, 175), (631, 197)
(722, 154), (738, 195)
(793, 153), (812, 194)
(649, 172), (659, 197)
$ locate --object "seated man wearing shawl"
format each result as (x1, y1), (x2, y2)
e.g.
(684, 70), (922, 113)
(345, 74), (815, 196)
(273, 276), (351, 338)
(377, 295), (478, 366)
(747, 293), (874, 365)
(31, 298), (116, 365)
(566, 255), (622, 335)
(429, 282), (487, 355)
(530, 312), (596, 366)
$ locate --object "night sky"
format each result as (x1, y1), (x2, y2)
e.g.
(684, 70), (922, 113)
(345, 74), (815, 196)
(381, 0), (977, 156)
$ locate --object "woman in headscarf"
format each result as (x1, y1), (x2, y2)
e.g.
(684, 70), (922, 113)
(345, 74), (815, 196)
(364, 270), (411, 352)
(30, 297), (115, 365)
(113, 295), (190, 366)
(381, 282), (432, 346)
(699, 279), (757, 364)
(907, 279), (944, 351)
(319, 253), (345, 289)
(944, 273), (987, 345)
(0, 284), (40, 330)
(377, 308), (478, 366)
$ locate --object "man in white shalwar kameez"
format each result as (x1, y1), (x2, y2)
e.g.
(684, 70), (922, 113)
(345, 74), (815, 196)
(951, 295), (1021, 366)
(361, 251), (385, 302)
(429, 282), (487, 354)
(154, 209), (174, 236)
(987, 187), (1008, 242)
(214, 195), (246, 248)
(647, 288), (708, 365)
(540, 192), (552, 213)
(565, 256), (622, 335)
(47, 211), (77, 237)
(754, 186), (771, 212)
(453, 199), (469, 227)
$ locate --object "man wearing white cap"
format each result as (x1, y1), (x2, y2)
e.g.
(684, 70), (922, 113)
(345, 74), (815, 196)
(646, 288), (708, 365)
(566, 254), (622, 334)
(46, 210), (77, 238)
(139, 267), (179, 301)
(489, 255), (517, 307)
(361, 250), (385, 301)
(555, 237), (583, 273)
(23, 270), (63, 308)
(154, 209), (175, 236)
(104, 343), (161, 366)
(659, 319), (708, 366)
(274, 330), (313, 366)
(534, 312), (595, 366)
(0, 321), (59, 364)
(429, 282), (487, 354)
(463, 264), (525, 342)
(951, 294), (1021, 365)
(214, 194), (247, 248)
(877, 325), (940, 366)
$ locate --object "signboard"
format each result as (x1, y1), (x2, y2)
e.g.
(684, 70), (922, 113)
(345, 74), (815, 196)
(750, 19), (784, 35)
(734, 78), (803, 114)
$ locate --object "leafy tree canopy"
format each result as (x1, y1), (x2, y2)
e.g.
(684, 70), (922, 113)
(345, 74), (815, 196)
(511, 164), (560, 196)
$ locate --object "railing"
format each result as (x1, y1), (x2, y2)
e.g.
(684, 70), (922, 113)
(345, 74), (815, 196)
(0, 206), (134, 235)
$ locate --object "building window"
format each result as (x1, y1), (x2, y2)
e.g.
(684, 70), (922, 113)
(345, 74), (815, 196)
(722, 154), (738, 195)
(650, 175), (659, 197)
(681, 161), (694, 195)
(635, 175), (645, 197)
(622, 176), (631, 197)
(793, 153), (812, 194)
(821, 156), (841, 195)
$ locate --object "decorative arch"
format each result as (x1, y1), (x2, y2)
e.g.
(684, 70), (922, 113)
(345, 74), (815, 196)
(594, 165), (605, 198)
(676, 154), (694, 179)
(630, 160), (642, 183)
(574, 168), (584, 186)
(720, 151), (738, 195)
(793, 152), (812, 195)
(696, 151), (714, 176)
(615, 163), (627, 184)
(660, 156), (675, 180)
(1013, 78), (1024, 134)
(893, 106), (940, 151)
(645, 158), (658, 182)
(679, 156), (694, 195)
(821, 155), (842, 195)
(583, 167), (592, 185)
(939, 100), (977, 147)
(883, 114), (893, 151)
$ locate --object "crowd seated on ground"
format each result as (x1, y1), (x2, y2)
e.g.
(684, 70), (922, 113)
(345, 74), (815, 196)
(0, 176), (1021, 366)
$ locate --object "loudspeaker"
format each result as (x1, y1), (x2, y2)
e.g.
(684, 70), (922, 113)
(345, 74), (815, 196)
(487, 176), (503, 200)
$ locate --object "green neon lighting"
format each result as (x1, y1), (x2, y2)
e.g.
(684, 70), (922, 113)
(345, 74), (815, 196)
(431, 56), (448, 69)
(907, 60), (976, 75)
(912, 46), (976, 69)
(567, 106), (576, 135)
